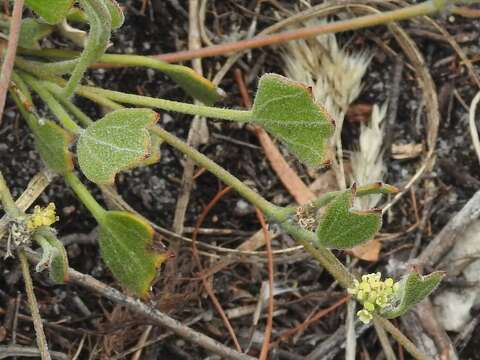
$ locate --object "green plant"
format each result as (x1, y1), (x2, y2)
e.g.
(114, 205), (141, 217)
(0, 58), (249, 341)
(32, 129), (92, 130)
(2, 1), (471, 359)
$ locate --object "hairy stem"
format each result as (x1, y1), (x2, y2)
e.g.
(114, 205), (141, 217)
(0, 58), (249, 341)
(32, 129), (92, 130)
(150, 125), (428, 360)
(63, 172), (106, 221)
(61, 0), (111, 97)
(29, 76), (249, 121)
(42, 81), (124, 111)
(150, 126), (353, 286)
(150, 126), (279, 217)
(0, 172), (22, 218)
(19, 73), (81, 133)
(82, 86), (252, 121)
(18, 249), (51, 360)
(279, 220), (353, 288)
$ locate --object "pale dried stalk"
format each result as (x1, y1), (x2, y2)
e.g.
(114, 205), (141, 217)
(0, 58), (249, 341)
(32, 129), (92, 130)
(351, 104), (388, 209)
(0, 0), (24, 124)
(468, 91), (480, 165)
(18, 250), (51, 360)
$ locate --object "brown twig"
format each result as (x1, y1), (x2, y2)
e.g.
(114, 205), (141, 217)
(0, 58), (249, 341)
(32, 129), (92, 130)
(275, 295), (349, 345)
(191, 186), (243, 352)
(152, 2), (444, 63)
(0, 0), (24, 125)
(0, 345), (67, 360)
(255, 208), (273, 360)
(22, 249), (255, 360)
(384, 59), (404, 159)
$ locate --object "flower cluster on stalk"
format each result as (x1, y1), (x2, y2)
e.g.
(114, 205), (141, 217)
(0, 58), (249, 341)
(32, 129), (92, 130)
(27, 203), (58, 231)
(348, 272), (399, 324)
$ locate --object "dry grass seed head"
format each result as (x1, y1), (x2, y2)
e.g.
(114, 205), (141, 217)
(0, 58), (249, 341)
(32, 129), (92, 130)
(351, 104), (388, 209)
(282, 19), (372, 123)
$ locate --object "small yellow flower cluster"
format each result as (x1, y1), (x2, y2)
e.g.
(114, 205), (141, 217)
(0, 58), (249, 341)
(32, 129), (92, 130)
(27, 203), (58, 231)
(348, 272), (399, 324)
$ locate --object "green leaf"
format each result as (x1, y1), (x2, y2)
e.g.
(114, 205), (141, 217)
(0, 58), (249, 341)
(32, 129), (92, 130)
(251, 73), (335, 166)
(25, 0), (74, 24)
(139, 134), (162, 166)
(98, 211), (168, 297)
(62, 0), (112, 97)
(34, 230), (69, 284)
(382, 272), (444, 319)
(77, 108), (159, 184)
(66, 7), (88, 23)
(103, 0), (124, 29)
(316, 185), (382, 249)
(162, 65), (224, 105)
(31, 119), (75, 174)
(19, 18), (54, 50)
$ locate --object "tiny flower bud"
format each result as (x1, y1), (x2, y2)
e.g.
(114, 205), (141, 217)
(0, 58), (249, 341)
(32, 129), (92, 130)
(357, 309), (373, 324)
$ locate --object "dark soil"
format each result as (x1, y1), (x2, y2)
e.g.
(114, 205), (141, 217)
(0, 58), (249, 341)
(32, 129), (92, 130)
(1, 1), (480, 359)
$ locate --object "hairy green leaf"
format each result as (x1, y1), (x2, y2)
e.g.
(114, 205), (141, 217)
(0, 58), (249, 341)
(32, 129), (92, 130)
(77, 108), (159, 184)
(98, 211), (168, 297)
(103, 0), (124, 29)
(316, 186), (382, 249)
(66, 7), (88, 23)
(31, 119), (75, 174)
(19, 18), (54, 50)
(382, 272), (444, 319)
(25, 0), (74, 24)
(34, 230), (69, 284)
(139, 134), (162, 166)
(251, 73), (335, 166)
(162, 65), (224, 104)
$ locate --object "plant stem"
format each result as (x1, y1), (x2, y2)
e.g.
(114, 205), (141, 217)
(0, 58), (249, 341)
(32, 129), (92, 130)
(19, 73), (81, 134)
(151, 125), (428, 360)
(279, 219), (354, 288)
(14, 66), (238, 121)
(373, 319), (397, 360)
(27, 74), (247, 121)
(17, 49), (193, 72)
(43, 82), (94, 127)
(17, 48), (79, 60)
(282, 183), (399, 216)
(18, 249), (52, 360)
(98, 53), (183, 72)
(374, 316), (428, 360)
(41, 81), (124, 112)
(63, 172), (106, 222)
(150, 126), (279, 217)
(0, 172), (22, 218)
(150, 126), (353, 287)
(15, 57), (78, 76)
(83, 86), (252, 122)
